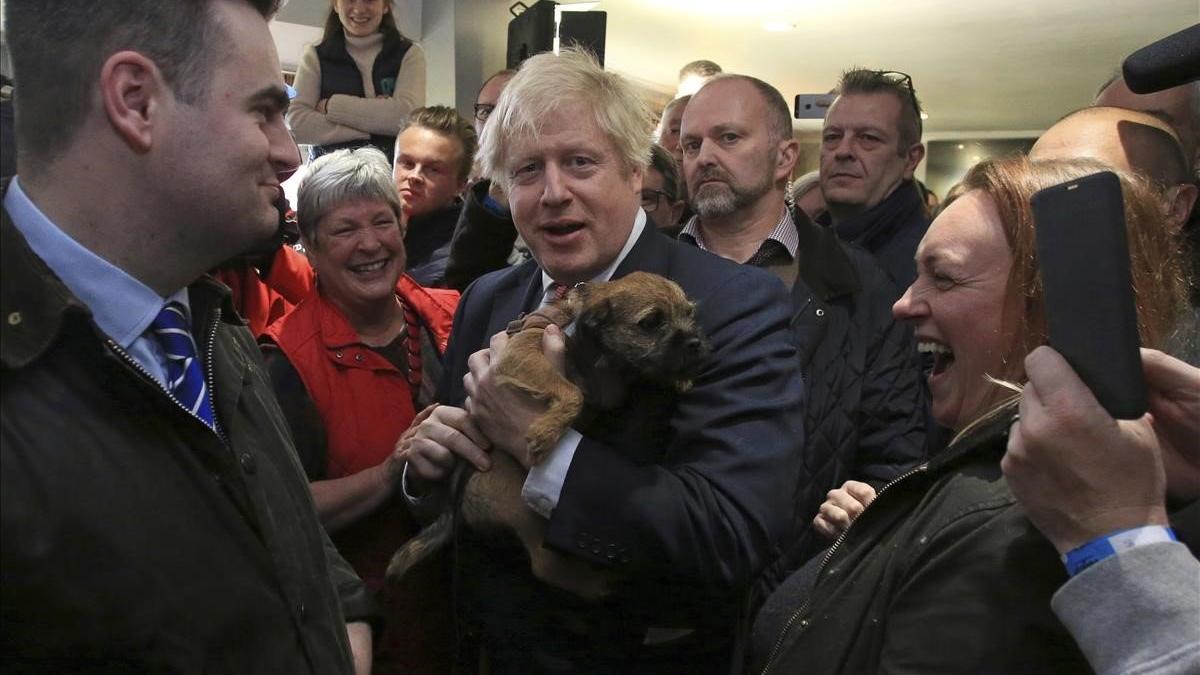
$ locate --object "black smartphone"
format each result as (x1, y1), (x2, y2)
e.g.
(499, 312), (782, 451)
(1031, 170), (1147, 419)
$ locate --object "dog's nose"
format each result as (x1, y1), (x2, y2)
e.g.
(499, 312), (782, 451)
(683, 336), (704, 356)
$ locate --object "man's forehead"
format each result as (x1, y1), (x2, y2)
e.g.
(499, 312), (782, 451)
(397, 128), (463, 160)
(477, 74), (513, 104)
(825, 92), (903, 127)
(685, 82), (761, 127)
(509, 109), (610, 155)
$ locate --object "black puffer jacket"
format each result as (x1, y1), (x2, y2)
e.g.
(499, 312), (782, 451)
(443, 179), (521, 292)
(758, 210), (928, 595)
(405, 200), (462, 288)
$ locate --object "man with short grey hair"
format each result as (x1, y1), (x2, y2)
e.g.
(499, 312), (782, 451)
(680, 73), (928, 595)
(402, 49), (804, 673)
(819, 68), (929, 290)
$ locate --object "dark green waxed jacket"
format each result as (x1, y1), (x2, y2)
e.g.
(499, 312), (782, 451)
(754, 402), (1093, 675)
(1, 194), (371, 673)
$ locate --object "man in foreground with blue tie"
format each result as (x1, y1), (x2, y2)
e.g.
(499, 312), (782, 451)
(1, 1), (373, 672)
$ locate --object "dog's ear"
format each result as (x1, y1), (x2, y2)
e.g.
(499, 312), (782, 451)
(577, 297), (612, 336)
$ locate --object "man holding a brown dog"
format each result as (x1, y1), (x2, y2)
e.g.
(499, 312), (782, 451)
(401, 49), (804, 674)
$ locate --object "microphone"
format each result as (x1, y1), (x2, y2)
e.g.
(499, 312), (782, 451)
(1122, 23), (1200, 94)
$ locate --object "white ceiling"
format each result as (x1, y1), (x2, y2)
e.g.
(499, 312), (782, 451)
(595, 0), (1198, 135)
(276, 0), (1199, 136)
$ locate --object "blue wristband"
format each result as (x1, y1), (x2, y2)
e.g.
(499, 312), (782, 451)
(1063, 525), (1177, 577)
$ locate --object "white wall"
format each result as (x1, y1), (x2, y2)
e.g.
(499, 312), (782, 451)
(420, 0), (456, 106)
(269, 20), (323, 73)
(269, 1), (513, 117)
(451, 0), (513, 116)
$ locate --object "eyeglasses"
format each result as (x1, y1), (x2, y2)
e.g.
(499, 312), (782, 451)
(873, 70), (923, 133)
(874, 70), (914, 92)
(473, 103), (496, 123)
(640, 189), (673, 213)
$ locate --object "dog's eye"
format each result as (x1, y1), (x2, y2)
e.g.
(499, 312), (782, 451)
(638, 310), (663, 331)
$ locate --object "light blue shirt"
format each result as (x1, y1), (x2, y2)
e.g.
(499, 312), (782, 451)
(4, 177), (190, 389)
(521, 209), (647, 517)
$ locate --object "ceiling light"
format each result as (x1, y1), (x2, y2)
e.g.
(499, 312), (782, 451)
(920, 112), (929, 120)
(957, 144), (965, 150)
(762, 22), (795, 32)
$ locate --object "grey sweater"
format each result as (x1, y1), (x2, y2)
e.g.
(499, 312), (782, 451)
(1052, 541), (1200, 675)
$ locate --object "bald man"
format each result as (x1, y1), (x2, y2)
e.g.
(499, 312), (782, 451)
(1095, 76), (1199, 180)
(1032, 104), (1200, 364)
(656, 95), (691, 165)
(1031, 106), (1197, 233)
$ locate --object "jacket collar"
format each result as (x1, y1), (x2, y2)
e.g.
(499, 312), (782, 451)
(1, 179), (84, 369)
(928, 398), (1020, 471)
(404, 200), (462, 259)
(791, 206), (860, 301)
(823, 179), (925, 251)
(1, 178), (240, 369)
(312, 274), (458, 354)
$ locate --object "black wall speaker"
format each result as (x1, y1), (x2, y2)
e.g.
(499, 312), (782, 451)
(506, 1), (608, 69)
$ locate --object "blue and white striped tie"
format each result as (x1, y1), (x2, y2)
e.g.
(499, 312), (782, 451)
(151, 302), (217, 431)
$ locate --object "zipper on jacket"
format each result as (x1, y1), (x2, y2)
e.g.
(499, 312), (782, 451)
(202, 307), (226, 442)
(759, 461), (930, 674)
(103, 307), (226, 443)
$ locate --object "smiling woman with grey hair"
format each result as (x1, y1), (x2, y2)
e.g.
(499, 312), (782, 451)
(261, 146), (460, 674)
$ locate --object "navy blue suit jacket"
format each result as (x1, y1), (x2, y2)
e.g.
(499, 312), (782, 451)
(437, 224), (805, 672)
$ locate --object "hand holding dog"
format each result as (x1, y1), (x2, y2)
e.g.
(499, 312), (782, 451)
(464, 324), (569, 469)
(400, 404), (492, 487)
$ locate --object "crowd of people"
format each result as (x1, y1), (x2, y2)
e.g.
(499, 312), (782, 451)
(1, 1), (1197, 674)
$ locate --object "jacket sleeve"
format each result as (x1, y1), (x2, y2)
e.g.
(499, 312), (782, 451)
(325, 44), (426, 137)
(322, 524), (380, 630)
(543, 267), (805, 593)
(851, 261), (928, 485)
(1051, 541), (1200, 675)
(261, 246), (316, 306)
(286, 44), (370, 147)
(443, 180), (519, 292)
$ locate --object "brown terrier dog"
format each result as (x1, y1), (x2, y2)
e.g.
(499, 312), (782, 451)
(387, 271), (709, 599)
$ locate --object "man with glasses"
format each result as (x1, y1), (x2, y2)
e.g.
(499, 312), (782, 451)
(819, 69), (929, 290)
(472, 69), (516, 138)
(642, 144), (687, 235)
(680, 73), (927, 601)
